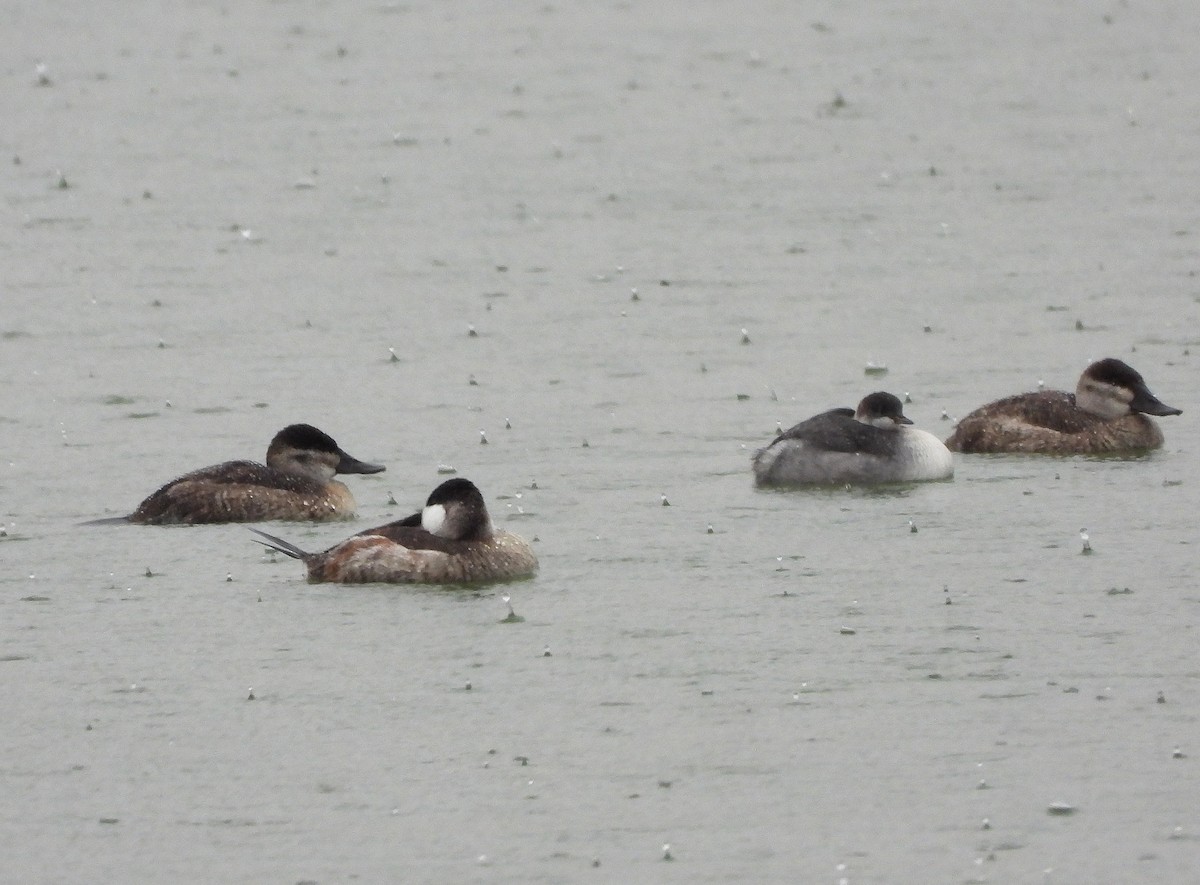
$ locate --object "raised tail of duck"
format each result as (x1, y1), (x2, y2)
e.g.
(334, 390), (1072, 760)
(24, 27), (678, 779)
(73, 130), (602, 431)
(249, 528), (309, 560)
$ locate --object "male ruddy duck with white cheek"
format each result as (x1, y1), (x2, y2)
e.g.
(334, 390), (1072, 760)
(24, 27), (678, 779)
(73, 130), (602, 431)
(753, 391), (954, 487)
(945, 358), (1181, 455)
(251, 477), (538, 585)
(115, 424), (384, 524)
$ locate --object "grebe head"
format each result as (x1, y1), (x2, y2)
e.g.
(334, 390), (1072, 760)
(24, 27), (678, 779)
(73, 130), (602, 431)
(855, 392), (914, 429)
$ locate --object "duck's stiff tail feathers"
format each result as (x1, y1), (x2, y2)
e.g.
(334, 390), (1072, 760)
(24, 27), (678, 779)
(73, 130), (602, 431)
(249, 528), (309, 560)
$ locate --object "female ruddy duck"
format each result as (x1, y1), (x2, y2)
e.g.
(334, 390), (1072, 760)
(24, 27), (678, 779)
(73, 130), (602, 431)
(123, 424), (384, 524)
(250, 477), (538, 585)
(945, 358), (1181, 455)
(753, 391), (953, 486)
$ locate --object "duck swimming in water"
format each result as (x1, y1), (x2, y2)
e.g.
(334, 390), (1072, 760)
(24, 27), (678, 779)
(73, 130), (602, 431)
(250, 477), (538, 585)
(120, 424), (384, 524)
(944, 358), (1181, 455)
(752, 391), (954, 486)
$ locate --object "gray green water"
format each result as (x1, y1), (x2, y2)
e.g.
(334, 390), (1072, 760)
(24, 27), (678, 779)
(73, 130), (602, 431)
(4, 2), (1199, 882)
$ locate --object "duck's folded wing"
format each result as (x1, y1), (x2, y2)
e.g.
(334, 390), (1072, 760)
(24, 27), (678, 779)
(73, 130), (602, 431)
(356, 522), (468, 553)
(773, 409), (894, 455)
(969, 391), (1098, 433)
(164, 461), (323, 493)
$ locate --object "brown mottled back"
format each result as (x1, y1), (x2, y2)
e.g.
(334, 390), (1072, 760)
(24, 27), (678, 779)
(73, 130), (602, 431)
(130, 461), (357, 524)
(306, 531), (538, 584)
(945, 391), (1165, 454)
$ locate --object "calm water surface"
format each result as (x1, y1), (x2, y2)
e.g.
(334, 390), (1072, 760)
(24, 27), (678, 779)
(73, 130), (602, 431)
(4, 2), (1200, 882)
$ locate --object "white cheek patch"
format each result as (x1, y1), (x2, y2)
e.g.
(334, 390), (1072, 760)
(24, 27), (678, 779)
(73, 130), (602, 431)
(421, 504), (447, 535)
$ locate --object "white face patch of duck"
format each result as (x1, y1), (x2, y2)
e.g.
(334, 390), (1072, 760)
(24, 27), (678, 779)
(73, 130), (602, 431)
(421, 503), (447, 536)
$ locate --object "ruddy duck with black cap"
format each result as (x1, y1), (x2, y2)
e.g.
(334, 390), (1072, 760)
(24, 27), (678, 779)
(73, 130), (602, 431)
(114, 424), (384, 524)
(753, 391), (954, 486)
(251, 477), (538, 584)
(945, 358), (1181, 455)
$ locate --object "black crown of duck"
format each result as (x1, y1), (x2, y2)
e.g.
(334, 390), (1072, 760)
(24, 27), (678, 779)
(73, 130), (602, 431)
(251, 477), (538, 585)
(126, 423), (384, 524)
(945, 358), (1181, 455)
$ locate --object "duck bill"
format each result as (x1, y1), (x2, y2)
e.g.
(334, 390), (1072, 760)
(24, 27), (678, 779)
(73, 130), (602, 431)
(336, 450), (386, 474)
(1130, 385), (1182, 417)
(896, 416), (914, 425)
